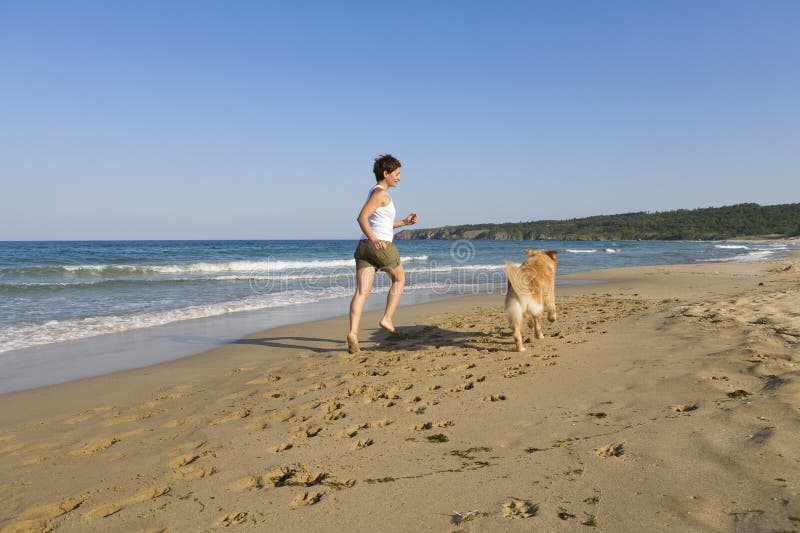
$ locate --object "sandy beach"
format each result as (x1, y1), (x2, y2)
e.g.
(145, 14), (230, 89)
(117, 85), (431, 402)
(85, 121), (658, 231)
(1, 253), (799, 532)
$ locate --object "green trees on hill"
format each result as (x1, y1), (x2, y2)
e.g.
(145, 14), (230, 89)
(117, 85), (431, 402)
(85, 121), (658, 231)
(396, 203), (800, 241)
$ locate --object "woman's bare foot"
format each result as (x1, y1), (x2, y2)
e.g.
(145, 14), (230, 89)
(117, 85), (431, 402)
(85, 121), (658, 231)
(378, 319), (396, 334)
(346, 333), (360, 354)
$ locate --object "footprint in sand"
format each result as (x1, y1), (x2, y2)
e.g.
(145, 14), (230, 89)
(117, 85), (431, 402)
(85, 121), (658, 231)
(340, 423), (368, 438)
(64, 406), (114, 425)
(673, 403), (699, 412)
(450, 381), (475, 393)
(389, 383), (414, 395)
(268, 465), (326, 488)
(168, 453), (200, 469)
(294, 427), (322, 439)
(246, 374), (281, 385)
(218, 511), (248, 526)
(239, 466), (330, 492)
(272, 443), (293, 453)
(102, 412), (153, 427)
(300, 400), (322, 411)
(83, 487), (170, 520)
(161, 417), (190, 428)
(209, 408), (251, 426)
(483, 394), (506, 402)
(352, 438), (374, 449)
(412, 422), (433, 431)
(502, 499), (538, 518)
(69, 437), (120, 456)
(324, 411), (346, 421)
(291, 492), (322, 507)
(16, 495), (88, 521)
(596, 442), (624, 457)
(176, 464), (216, 480)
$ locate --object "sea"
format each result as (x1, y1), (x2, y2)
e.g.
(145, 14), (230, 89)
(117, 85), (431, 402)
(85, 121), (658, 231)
(0, 239), (794, 393)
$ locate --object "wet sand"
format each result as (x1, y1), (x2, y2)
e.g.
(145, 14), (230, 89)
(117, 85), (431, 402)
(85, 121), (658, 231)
(1, 253), (799, 532)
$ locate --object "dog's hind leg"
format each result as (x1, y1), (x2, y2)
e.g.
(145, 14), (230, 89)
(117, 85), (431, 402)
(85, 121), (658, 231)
(532, 313), (544, 340)
(506, 300), (526, 352)
(512, 317), (525, 351)
(544, 285), (557, 322)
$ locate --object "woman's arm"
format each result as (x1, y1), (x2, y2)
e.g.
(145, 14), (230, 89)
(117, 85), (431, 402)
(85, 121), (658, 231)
(394, 213), (418, 228)
(357, 189), (388, 249)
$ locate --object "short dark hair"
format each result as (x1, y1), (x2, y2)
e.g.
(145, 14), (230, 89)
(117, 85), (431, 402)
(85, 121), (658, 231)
(373, 154), (401, 182)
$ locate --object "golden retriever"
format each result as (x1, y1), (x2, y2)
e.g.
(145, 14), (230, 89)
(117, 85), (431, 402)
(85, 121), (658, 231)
(504, 249), (558, 351)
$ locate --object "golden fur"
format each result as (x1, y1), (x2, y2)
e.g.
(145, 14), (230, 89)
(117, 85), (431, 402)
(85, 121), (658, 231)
(504, 249), (558, 351)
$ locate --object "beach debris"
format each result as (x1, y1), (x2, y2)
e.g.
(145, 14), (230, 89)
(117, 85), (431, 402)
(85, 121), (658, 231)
(450, 447), (492, 459)
(427, 434), (449, 443)
(587, 412), (607, 418)
(727, 390), (751, 399)
(673, 403), (698, 412)
(557, 507), (576, 520)
(502, 499), (538, 518)
(596, 442), (624, 457)
(582, 513), (599, 527)
(451, 510), (481, 525)
(322, 478), (356, 491)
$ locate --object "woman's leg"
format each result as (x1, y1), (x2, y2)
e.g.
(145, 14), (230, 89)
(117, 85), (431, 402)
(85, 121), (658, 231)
(347, 266), (375, 353)
(379, 264), (405, 333)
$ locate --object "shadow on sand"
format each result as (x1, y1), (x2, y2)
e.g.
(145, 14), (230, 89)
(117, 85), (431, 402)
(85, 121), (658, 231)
(167, 324), (511, 355)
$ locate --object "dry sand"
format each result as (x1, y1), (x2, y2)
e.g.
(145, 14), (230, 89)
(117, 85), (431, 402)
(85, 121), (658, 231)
(1, 253), (799, 532)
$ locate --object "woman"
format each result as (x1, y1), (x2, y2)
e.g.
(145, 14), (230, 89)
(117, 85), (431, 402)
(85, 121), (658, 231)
(347, 154), (418, 354)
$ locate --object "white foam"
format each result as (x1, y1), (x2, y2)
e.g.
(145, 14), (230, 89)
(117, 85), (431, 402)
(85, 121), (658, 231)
(0, 275), (501, 354)
(700, 250), (778, 263)
(605, 248), (621, 253)
(405, 264), (504, 274)
(35, 255), (430, 277)
(0, 287), (354, 353)
(566, 249), (598, 254)
(714, 244), (750, 250)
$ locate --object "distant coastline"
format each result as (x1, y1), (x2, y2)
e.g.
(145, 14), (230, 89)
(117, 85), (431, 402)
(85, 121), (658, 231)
(396, 202), (800, 241)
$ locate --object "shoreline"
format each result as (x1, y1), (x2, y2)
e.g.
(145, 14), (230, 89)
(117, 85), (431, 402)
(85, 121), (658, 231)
(3, 239), (796, 395)
(2, 253), (799, 531)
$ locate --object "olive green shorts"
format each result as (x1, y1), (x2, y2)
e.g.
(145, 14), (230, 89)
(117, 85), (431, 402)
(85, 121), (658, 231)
(354, 240), (401, 271)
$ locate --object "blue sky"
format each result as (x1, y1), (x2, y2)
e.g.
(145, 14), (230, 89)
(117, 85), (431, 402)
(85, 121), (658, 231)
(1, 1), (798, 240)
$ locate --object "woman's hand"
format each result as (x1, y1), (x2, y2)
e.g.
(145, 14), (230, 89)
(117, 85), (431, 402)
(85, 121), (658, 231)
(371, 239), (387, 250)
(403, 213), (419, 226)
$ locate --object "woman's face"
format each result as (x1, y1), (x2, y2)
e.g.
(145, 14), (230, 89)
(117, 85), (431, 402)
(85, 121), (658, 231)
(383, 168), (401, 187)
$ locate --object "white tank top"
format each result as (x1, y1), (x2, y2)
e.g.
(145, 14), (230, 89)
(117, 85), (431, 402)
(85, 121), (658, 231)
(360, 184), (396, 241)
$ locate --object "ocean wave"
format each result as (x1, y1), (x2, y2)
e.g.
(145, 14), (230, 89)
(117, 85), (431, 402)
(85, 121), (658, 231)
(714, 244), (750, 250)
(406, 264), (504, 274)
(0, 288), (353, 353)
(0, 255), (430, 278)
(699, 250), (778, 263)
(0, 278), (499, 353)
(566, 249), (598, 254)
(605, 248), (621, 253)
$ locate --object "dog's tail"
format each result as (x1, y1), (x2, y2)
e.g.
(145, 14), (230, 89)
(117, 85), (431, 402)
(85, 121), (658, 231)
(505, 260), (536, 296)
